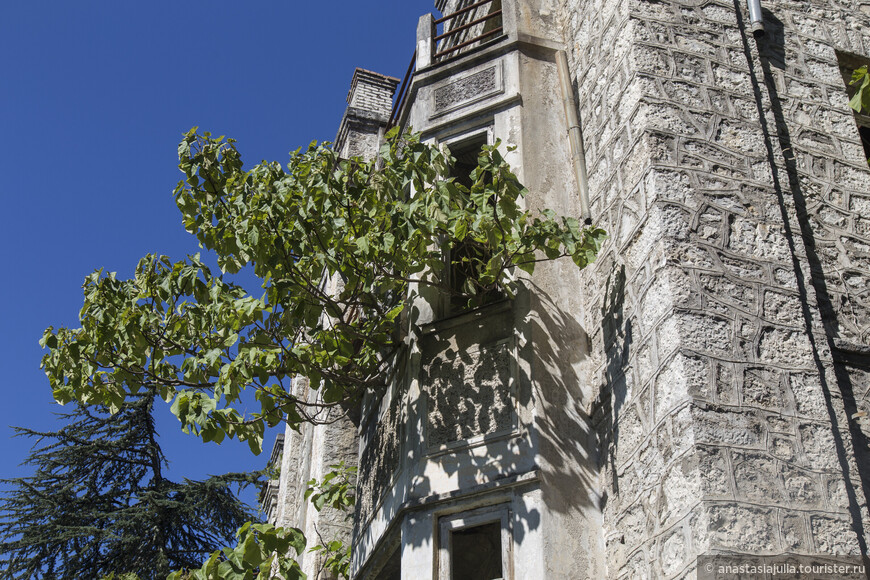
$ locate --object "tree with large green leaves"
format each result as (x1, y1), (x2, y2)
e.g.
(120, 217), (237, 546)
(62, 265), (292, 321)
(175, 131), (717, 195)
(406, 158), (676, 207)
(41, 128), (605, 455)
(37, 128), (605, 578)
(167, 464), (356, 580)
(850, 65), (870, 114)
(0, 393), (258, 580)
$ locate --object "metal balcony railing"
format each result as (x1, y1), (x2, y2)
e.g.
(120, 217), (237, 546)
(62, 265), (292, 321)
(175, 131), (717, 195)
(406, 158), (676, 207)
(388, 51), (416, 130)
(388, 1), (505, 129)
(433, 0), (503, 61)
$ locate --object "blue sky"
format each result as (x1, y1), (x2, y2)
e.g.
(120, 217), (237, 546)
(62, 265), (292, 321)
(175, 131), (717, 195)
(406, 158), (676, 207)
(0, 1), (432, 511)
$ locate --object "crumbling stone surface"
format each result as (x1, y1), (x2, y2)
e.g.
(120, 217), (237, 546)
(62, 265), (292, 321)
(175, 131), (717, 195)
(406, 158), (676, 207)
(354, 387), (402, 531)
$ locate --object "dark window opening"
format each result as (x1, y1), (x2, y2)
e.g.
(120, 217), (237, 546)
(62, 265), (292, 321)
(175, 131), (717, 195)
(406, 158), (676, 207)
(373, 544), (401, 580)
(444, 135), (502, 313)
(482, 0), (503, 35)
(450, 521), (503, 580)
(859, 126), (870, 161)
(450, 137), (484, 189)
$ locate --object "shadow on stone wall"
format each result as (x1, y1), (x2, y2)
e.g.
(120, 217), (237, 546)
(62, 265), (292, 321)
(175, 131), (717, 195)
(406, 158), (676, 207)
(400, 307), (544, 550)
(596, 264), (630, 501)
(738, 2), (870, 552)
(359, 273), (603, 561)
(528, 277), (602, 518)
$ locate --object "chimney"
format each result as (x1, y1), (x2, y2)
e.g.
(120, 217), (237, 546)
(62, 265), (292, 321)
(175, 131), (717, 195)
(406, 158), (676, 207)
(335, 68), (400, 160)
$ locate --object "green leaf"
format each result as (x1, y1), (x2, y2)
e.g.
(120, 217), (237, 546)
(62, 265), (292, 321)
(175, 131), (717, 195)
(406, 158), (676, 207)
(288, 527), (307, 555)
(850, 66), (870, 113)
(241, 531), (262, 566)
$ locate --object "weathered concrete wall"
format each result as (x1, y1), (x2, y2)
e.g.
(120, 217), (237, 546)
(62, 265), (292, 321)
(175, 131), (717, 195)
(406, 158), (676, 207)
(335, 68), (398, 159)
(275, 377), (311, 531)
(272, 379), (359, 578)
(347, 69), (397, 114)
(351, 3), (608, 573)
(514, 34), (606, 579)
(557, 0), (870, 576)
(300, 409), (359, 577)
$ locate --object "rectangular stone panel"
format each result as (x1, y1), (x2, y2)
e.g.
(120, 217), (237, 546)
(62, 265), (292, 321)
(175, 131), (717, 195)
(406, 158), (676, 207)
(425, 338), (516, 452)
(431, 61), (504, 118)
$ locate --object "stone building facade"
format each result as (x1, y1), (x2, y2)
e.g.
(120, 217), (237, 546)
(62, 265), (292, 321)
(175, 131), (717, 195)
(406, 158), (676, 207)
(263, 0), (870, 578)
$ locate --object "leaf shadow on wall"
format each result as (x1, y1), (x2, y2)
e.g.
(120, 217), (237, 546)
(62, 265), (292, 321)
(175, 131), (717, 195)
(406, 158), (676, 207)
(371, 275), (605, 558)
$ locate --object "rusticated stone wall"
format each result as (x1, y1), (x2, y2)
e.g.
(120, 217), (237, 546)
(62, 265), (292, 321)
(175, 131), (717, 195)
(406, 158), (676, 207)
(557, 0), (870, 577)
(353, 386), (403, 533)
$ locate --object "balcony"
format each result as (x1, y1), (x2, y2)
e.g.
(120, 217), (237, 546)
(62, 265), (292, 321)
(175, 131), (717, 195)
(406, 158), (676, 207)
(388, 0), (506, 129)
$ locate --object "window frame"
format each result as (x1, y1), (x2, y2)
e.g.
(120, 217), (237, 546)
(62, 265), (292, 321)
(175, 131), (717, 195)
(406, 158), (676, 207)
(437, 503), (513, 580)
(437, 126), (502, 317)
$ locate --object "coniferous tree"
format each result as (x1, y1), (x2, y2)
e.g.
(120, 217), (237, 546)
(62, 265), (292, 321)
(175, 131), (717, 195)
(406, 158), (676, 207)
(0, 392), (259, 580)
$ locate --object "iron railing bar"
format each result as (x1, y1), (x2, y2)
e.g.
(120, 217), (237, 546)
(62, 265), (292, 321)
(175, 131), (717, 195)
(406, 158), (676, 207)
(433, 27), (503, 59)
(434, 10), (502, 42)
(433, 0), (494, 25)
(392, 82), (411, 129)
(388, 50), (416, 129)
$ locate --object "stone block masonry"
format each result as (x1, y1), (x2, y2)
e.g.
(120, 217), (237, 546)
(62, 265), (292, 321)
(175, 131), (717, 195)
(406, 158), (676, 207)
(347, 69), (399, 116)
(559, 0), (870, 577)
(335, 68), (399, 160)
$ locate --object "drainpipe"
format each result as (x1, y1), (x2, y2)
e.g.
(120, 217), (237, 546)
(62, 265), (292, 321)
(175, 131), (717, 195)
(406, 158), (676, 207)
(556, 50), (592, 224)
(747, 0), (765, 38)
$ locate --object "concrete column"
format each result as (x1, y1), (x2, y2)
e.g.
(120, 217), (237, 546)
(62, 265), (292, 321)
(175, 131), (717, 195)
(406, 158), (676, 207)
(416, 13), (435, 70)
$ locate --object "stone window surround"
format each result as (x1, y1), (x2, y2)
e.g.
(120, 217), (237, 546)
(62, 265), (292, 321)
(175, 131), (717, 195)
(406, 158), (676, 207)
(434, 124), (499, 319)
(437, 502), (513, 580)
(436, 124), (494, 172)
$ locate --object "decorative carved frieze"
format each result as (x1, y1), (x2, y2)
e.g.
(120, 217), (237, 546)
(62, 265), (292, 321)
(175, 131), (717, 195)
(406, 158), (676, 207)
(431, 63), (503, 117)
